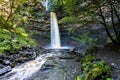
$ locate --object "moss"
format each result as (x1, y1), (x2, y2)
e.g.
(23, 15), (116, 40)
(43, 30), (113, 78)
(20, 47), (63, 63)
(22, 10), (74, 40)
(85, 67), (102, 80)
(78, 54), (112, 80)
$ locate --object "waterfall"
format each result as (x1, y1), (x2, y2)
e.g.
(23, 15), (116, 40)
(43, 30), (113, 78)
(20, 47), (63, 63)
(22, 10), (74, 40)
(42, 0), (74, 49)
(50, 12), (61, 48)
(45, 0), (49, 11)
(43, 12), (74, 49)
(40, 0), (49, 11)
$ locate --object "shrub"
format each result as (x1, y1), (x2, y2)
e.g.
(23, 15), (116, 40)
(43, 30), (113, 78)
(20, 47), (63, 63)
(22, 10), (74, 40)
(72, 32), (96, 46)
(77, 54), (112, 80)
(0, 27), (35, 54)
(59, 16), (79, 25)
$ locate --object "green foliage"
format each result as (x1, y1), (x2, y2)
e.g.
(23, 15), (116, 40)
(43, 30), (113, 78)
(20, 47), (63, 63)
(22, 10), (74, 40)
(59, 16), (79, 25)
(15, 32), (35, 46)
(63, 0), (80, 16)
(106, 37), (112, 44)
(0, 29), (11, 40)
(77, 74), (85, 80)
(72, 32), (96, 46)
(50, 0), (63, 11)
(77, 54), (112, 80)
(0, 27), (35, 53)
(82, 55), (96, 71)
(28, 30), (41, 36)
(0, 0), (37, 54)
(67, 27), (76, 34)
(85, 46), (97, 54)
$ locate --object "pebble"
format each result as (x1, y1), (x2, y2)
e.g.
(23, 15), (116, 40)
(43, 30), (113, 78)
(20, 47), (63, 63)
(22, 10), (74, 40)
(3, 60), (11, 65)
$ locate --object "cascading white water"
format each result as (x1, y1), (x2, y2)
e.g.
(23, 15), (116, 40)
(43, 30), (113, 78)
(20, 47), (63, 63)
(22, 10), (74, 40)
(1, 53), (55, 80)
(50, 12), (61, 48)
(41, 0), (49, 11)
(43, 12), (74, 49)
(41, 0), (74, 49)
(45, 0), (49, 11)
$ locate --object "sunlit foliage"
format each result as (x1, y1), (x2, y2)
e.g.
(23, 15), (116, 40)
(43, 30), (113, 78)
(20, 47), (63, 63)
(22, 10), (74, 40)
(77, 54), (112, 80)
(0, 0), (38, 53)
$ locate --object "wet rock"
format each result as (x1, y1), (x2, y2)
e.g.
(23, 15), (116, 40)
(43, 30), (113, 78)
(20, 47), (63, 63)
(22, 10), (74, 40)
(47, 56), (55, 60)
(111, 63), (120, 70)
(0, 59), (4, 64)
(0, 59), (10, 65)
(0, 66), (12, 76)
(58, 56), (73, 60)
(10, 62), (17, 67)
(111, 71), (120, 80)
(3, 60), (11, 65)
(0, 64), (4, 68)
(15, 57), (27, 63)
(21, 53), (27, 57)
(69, 48), (76, 52)
(26, 52), (33, 55)
(72, 48), (87, 57)
(44, 64), (55, 67)
(0, 55), (5, 59)
(40, 64), (54, 72)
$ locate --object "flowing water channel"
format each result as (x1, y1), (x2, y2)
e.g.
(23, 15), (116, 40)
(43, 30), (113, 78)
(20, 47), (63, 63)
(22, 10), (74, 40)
(0, 50), (81, 80)
(0, 53), (53, 80)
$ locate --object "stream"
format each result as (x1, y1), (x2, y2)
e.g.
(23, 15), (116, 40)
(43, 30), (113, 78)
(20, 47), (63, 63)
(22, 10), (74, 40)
(0, 50), (81, 80)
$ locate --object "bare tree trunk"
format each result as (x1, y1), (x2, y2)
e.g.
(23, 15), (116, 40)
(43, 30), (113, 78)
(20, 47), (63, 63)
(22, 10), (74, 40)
(113, 6), (120, 42)
(98, 4), (117, 44)
(4, 0), (14, 28)
(110, 3), (119, 43)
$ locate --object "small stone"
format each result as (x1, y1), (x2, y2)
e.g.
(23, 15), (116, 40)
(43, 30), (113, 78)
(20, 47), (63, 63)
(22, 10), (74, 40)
(111, 63), (119, 69)
(27, 52), (33, 55)
(21, 53), (27, 57)
(0, 64), (4, 68)
(3, 60), (11, 65)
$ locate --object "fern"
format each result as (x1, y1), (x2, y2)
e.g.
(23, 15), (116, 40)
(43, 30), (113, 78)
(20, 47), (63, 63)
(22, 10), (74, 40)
(0, 27), (36, 54)
(78, 54), (112, 80)
(0, 29), (11, 40)
(0, 40), (11, 53)
(0, 0), (36, 54)
(15, 33), (35, 46)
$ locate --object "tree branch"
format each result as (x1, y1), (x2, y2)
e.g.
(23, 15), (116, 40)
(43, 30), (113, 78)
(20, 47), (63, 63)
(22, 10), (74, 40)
(98, 4), (117, 44)
(110, 3), (119, 42)
(4, 0), (14, 28)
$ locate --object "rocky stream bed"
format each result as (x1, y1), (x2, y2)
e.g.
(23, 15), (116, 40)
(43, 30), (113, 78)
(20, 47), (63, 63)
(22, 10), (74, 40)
(0, 45), (120, 80)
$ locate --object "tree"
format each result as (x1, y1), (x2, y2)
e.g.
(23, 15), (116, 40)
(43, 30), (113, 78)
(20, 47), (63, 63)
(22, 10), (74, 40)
(90, 0), (120, 45)
(0, 0), (36, 53)
(61, 0), (120, 45)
